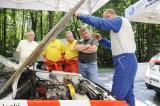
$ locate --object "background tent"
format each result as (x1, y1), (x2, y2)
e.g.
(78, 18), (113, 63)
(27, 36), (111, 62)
(125, 0), (160, 24)
(0, 0), (109, 15)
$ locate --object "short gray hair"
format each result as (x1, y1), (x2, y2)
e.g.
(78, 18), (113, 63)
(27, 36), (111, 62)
(79, 26), (91, 36)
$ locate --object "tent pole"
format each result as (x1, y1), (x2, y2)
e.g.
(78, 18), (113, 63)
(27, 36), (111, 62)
(87, 0), (93, 33)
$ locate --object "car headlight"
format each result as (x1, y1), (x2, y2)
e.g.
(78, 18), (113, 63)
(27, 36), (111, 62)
(149, 62), (155, 69)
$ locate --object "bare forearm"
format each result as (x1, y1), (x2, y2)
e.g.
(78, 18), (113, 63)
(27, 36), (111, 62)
(81, 45), (97, 53)
(75, 44), (91, 51)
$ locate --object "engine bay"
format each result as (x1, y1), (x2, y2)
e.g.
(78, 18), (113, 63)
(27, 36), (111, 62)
(0, 64), (115, 100)
(28, 70), (114, 100)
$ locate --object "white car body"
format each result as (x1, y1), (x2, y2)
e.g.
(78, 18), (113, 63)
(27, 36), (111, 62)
(145, 53), (160, 94)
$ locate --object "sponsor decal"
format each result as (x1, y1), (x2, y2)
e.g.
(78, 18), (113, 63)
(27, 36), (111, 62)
(145, 0), (158, 7)
(129, 6), (134, 15)
(0, 100), (27, 106)
(132, 0), (145, 12)
(149, 77), (160, 84)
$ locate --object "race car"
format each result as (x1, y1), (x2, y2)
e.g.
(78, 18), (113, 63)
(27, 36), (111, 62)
(145, 53), (160, 94)
(0, 56), (128, 106)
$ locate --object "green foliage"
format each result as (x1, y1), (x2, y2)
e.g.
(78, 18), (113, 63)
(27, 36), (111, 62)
(0, 0), (160, 68)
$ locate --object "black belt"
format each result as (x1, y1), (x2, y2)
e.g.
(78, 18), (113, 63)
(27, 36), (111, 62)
(79, 60), (95, 63)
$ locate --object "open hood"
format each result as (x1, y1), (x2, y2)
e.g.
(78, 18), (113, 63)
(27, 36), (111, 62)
(125, 0), (160, 24)
(0, 0), (109, 15)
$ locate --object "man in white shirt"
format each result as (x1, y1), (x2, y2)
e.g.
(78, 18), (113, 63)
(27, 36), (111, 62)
(16, 31), (38, 65)
(13, 31), (38, 98)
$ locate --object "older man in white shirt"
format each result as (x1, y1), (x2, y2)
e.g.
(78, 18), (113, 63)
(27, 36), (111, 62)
(16, 31), (38, 65)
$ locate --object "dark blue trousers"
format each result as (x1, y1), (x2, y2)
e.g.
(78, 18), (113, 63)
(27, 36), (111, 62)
(111, 53), (138, 106)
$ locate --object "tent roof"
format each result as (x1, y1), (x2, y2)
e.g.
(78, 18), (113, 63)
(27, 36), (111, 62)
(0, 0), (109, 15)
(125, 0), (160, 24)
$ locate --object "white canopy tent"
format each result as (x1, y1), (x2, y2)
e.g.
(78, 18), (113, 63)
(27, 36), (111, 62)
(0, 0), (109, 15)
(125, 0), (160, 24)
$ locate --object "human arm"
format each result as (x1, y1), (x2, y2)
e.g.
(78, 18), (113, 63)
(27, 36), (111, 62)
(77, 15), (122, 32)
(75, 44), (91, 51)
(99, 38), (111, 49)
(81, 45), (98, 53)
(93, 33), (111, 49)
(61, 43), (65, 61)
(16, 41), (21, 53)
(79, 39), (98, 53)
(42, 49), (46, 58)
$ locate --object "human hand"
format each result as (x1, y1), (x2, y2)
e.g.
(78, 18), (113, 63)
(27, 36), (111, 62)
(75, 44), (84, 51)
(69, 8), (80, 17)
(73, 12), (80, 18)
(75, 12), (80, 17)
(85, 44), (91, 48)
(93, 33), (102, 41)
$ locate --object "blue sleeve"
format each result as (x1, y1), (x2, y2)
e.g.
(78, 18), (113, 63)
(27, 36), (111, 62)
(79, 15), (122, 33)
(99, 38), (111, 49)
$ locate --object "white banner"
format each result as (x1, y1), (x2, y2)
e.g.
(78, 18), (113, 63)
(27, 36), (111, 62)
(0, 100), (28, 106)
